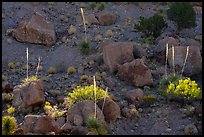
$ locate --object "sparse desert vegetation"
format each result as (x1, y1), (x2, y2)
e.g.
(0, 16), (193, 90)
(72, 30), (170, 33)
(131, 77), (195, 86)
(2, 2), (202, 135)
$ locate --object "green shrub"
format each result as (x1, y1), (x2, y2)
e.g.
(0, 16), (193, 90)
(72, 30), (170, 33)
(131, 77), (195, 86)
(44, 101), (66, 119)
(88, 2), (106, 11)
(97, 2), (106, 11)
(65, 85), (109, 109)
(2, 116), (17, 135)
(167, 2), (196, 30)
(86, 115), (107, 135)
(88, 2), (97, 10)
(135, 14), (166, 38)
(79, 40), (91, 55)
(159, 73), (182, 94)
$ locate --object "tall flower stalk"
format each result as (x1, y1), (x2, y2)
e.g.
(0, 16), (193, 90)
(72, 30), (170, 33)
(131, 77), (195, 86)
(35, 57), (41, 77)
(165, 43), (168, 78)
(26, 48), (28, 80)
(93, 76), (97, 118)
(80, 8), (87, 42)
(181, 46), (189, 76)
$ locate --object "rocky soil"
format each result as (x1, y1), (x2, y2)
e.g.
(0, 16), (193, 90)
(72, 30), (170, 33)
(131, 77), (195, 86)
(2, 2), (202, 135)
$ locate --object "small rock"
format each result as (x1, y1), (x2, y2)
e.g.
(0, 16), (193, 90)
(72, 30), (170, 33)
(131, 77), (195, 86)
(2, 81), (13, 93)
(56, 117), (66, 128)
(70, 126), (89, 135)
(73, 114), (83, 126)
(121, 107), (131, 118)
(97, 11), (117, 26)
(56, 95), (64, 103)
(184, 124), (198, 135)
(195, 104), (202, 117)
(125, 88), (144, 105)
(165, 128), (172, 132)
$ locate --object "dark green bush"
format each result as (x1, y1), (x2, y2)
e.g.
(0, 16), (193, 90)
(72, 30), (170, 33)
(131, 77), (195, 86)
(79, 40), (91, 55)
(167, 2), (196, 30)
(86, 115), (107, 135)
(135, 14), (166, 39)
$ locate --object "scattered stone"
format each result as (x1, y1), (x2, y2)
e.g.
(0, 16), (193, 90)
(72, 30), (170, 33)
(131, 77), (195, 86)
(147, 121), (168, 135)
(73, 114), (83, 126)
(97, 97), (121, 123)
(70, 126), (89, 135)
(12, 80), (45, 113)
(97, 11), (117, 26)
(195, 104), (202, 117)
(168, 46), (202, 76)
(118, 59), (153, 87)
(125, 88), (144, 105)
(104, 76), (116, 88)
(103, 42), (134, 72)
(68, 100), (105, 126)
(14, 12), (56, 45)
(121, 107), (131, 118)
(85, 14), (100, 25)
(184, 124), (198, 135)
(195, 35), (202, 42)
(6, 28), (15, 36)
(22, 115), (61, 134)
(48, 89), (61, 97)
(2, 81), (13, 93)
(56, 95), (64, 103)
(56, 117), (66, 128)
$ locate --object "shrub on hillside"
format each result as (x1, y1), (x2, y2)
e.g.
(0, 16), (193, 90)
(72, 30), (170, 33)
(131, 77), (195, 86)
(167, 2), (196, 30)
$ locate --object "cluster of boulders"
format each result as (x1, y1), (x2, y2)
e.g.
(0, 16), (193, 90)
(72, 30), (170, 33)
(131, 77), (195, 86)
(1, 76), (148, 135)
(13, 11), (117, 46)
(102, 41), (153, 87)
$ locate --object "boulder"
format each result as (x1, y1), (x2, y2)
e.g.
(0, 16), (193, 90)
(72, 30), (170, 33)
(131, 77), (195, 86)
(155, 37), (179, 54)
(125, 88), (144, 105)
(12, 80), (45, 113)
(22, 115), (61, 134)
(118, 59), (153, 87)
(14, 12), (56, 45)
(97, 11), (117, 26)
(168, 46), (202, 76)
(85, 14), (100, 25)
(103, 42), (134, 72)
(68, 100), (105, 126)
(97, 97), (121, 123)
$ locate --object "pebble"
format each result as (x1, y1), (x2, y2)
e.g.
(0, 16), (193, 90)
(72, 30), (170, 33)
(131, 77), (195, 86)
(130, 129), (134, 133)
(138, 108), (143, 113)
(165, 128), (172, 132)
(184, 124), (198, 135)
(135, 123), (139, 127)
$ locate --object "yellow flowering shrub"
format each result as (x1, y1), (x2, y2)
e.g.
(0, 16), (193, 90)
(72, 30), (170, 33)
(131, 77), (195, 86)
(166, 78), (201, 100)
(64, 85), (109, 109)
(21, 76), (38, 85)
(160, 77), (201, 99)
(7, 107), (15, 115)
(44, 101), (66, 119)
